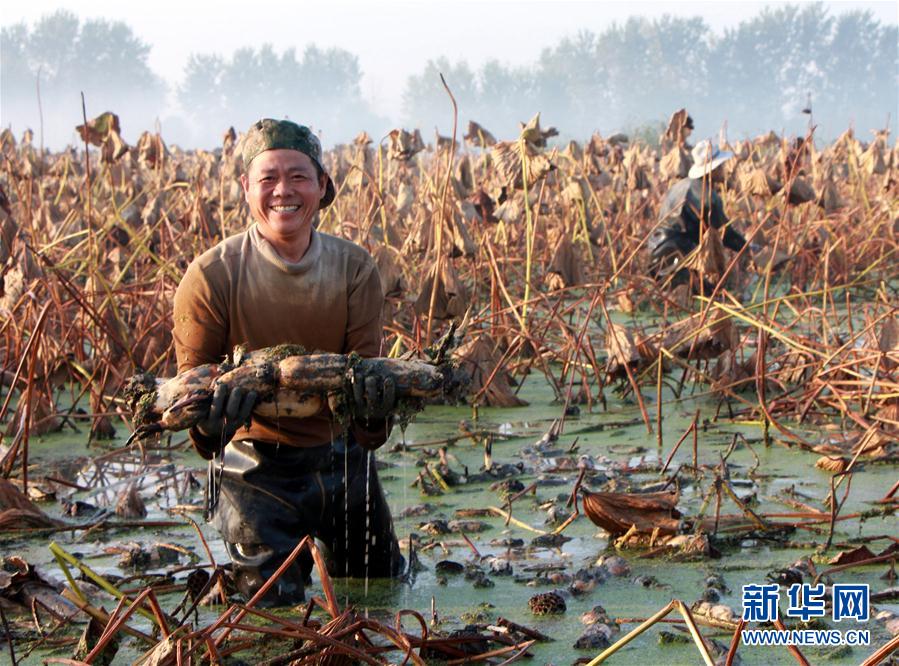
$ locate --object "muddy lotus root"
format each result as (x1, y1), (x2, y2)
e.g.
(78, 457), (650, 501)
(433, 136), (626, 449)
(123, 344), (468, 440)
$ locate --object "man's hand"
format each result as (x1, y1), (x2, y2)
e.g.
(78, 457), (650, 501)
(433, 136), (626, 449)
(351, 370), (396, 423)
(195, 384), (258, 443)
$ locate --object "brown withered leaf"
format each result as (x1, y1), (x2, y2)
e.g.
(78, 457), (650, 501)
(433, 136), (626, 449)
(468, 189), (497, 224)
(617, 291), (636, 314)
(134, 632), (182, 666)
(388, 128), (425, 161)
(100, 129), (129, 164)
(90, 415), (117, 441)
(395, 181), (416, 218)
(0, 555), (78, 618)
(519, 112), (558, 148)
(76, 111), (121, 146)
(455, 334), (527, 407)
(0, 128), (15, 151)
(853, 425), (889, 456)
(185, 568), (211, 603)
(563, 140), (583, 162)
(414, 261), (468, 321)
(464, 120), (497, 147)
(755, 130), (781, 146)
(0, 479), (61, 529)
(449, 211), (477, 258)
(732, 140), (751, 160)
(605, 323), (640, 377)
(455, 155), (474, 193)
(660, 146), (692, 181)
(115, 482), (147, 519)
(743, 169), (783, 197)
(873, 401), (899, 425)
(582, 489), (682, 536)
(860, 142), (887, 175)
(787, 177), (816, 204)
(0, 183), (12, 218)
(752, 245), (792, 271)
(666, 532), (713, 558)
(817, 177), (842, 213)
(623, 146), (651, 191)
(435, 132), (458, 151)
(493, 193), (524, 224)
(491, 141), (554, 190)
(661, 108), (691, 149)
(877, 314), (898, 357)
(658, 309), (737, 361)
(4, 392), (63, 437)
(682, 224), (726, 279)
(0, 555), (28, 591)
(545, 234), (585, 290)
(561, 178), (588, 205)
(710, 350), (754, 390)
(372, 244), (406, 298)
(26, 485), (55, 503)
(627, 164), (651, 191)
(545, 272), (566, 293)
(74, 616), (119, 666)
(222, 126), (237, 152)
(828, 545), (876, 566)
(136, 131), (166, 168)
(815, 455), (849, 473)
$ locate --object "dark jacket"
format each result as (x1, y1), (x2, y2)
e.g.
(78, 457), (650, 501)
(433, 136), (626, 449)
(649, 178), (746, 259)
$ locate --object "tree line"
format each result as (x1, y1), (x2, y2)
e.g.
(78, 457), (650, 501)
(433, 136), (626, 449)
(403, 5), (897, 143)
(1, 5), (896, 150)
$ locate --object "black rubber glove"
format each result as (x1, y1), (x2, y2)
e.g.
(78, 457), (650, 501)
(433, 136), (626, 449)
(351, 370), (396, 423)
(194, 384), (258, 445)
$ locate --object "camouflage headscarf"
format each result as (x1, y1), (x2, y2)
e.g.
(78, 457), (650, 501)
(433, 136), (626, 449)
(241, 119), (335, 209)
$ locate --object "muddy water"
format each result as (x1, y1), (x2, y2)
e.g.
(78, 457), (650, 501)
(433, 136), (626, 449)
(8, 370), (898, 665)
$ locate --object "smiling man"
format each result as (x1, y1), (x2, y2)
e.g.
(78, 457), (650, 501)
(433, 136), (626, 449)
(172, 118), (403, 607)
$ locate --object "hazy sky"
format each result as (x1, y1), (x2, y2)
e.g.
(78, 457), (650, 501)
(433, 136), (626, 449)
(4, 0), (897, 120)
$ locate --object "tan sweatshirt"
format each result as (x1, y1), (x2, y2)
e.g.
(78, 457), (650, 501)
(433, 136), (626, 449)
(173, 224), (383, 448)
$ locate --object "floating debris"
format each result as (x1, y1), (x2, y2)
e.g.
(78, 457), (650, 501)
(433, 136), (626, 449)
(528, 591), (567, 615)
(582, 489), (682, 536)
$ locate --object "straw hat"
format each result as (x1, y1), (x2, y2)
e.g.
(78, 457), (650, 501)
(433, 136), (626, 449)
(688, 140), (733, 179)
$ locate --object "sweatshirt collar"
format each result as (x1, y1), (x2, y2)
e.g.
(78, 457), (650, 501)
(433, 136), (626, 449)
(250, 223), (322, 274)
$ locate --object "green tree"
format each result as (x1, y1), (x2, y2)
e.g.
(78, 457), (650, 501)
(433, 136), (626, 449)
(818, 10), (897, 134)
(179, 54), (227, 124)
(178, 43), (383, 146)
(708, 3), (897, 139)
(534, 30), (609, 136)
(402, 16), (714, 142)
(1, 10), (165, 145)
(402, 58), (479, 132)
(0, 24), (32, 96)
(707, 4), (822, 133)
(475, 59), (537, 136)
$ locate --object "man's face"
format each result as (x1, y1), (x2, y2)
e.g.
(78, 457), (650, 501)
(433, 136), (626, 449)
(710, 164), (727, 183)
(240, 149), (327, 243)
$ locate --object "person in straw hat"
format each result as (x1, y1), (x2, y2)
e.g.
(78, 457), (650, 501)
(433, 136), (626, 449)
(172, 118), (404, 607)
(648, 138), (747, 289)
